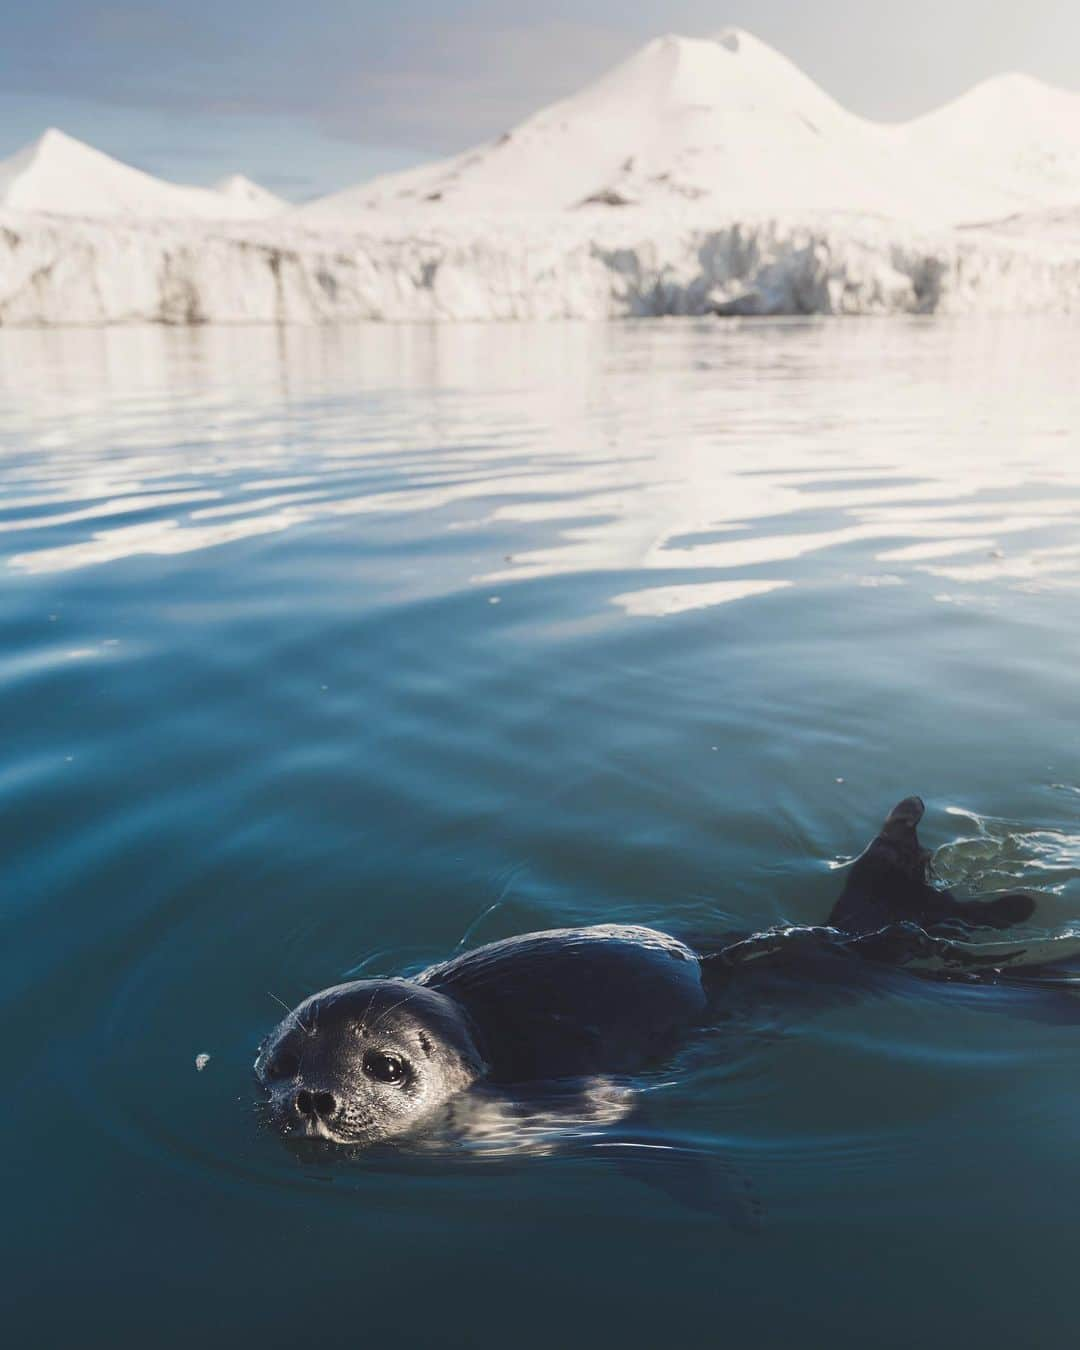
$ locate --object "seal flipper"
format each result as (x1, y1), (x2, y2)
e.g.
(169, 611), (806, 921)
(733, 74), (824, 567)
(828, 796), (1035, 935)
(928, 892), (1036, 934)
(828, 796), (939, 933)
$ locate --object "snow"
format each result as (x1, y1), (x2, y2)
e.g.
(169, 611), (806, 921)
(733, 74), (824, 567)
(2, 29), (1080, 324)
(972, 204), (1080, 243)
(297, 29), (1076, 228)
(0, 129), (286, 221)
(302, 30), (924, 221)
(904, 74), (1080, 215)
(214, 174), (287, 216)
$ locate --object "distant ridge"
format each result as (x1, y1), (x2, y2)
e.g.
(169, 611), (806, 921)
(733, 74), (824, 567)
(0, 129), (286, 221)
(905, 73), (1080, 209)
(213, 174), (288, 215)
(299, 29), (1080, 227)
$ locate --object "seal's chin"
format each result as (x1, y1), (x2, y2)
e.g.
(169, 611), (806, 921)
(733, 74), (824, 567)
(254, 1093), (373, 1148)
(270, 1104), (383, 1147)
(274, 1116), (382, 1154)
(289, 1115), (347, 1143)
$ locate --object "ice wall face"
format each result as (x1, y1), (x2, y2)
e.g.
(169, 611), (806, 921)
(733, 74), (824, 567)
(3, 210), (1080, 326)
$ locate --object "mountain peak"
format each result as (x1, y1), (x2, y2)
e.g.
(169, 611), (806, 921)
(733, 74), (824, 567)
(302, 27), (881, 219)
(27, 128), (107, 169)
(971, 70), (1059, 95)
(712, 27), (767, 54)
(37, 127), (79, 148)
(0, 129), (286, 220)
(214, 173), (287, 210)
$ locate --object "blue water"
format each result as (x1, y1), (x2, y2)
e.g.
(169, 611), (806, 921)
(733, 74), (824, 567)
(4, 320), (1080, 1347)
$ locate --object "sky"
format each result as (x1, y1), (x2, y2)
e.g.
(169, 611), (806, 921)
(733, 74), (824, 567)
(2, 1), (1079, 200)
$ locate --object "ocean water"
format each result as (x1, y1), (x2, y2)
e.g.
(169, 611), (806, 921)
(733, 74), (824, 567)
(3, 319), (1080, 1348)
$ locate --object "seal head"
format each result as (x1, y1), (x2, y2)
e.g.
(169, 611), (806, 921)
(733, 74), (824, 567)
(255, 978), (486, 1145)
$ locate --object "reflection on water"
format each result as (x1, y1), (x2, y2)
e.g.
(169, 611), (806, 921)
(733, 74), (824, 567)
(4, 322), (1080, 614)
(4, 319), (1080, 1349)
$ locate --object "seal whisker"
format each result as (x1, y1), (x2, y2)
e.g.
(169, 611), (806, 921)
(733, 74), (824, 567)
(455, 864), (525, 950)
(268, 990), (313, 1037)
(369, 992), (413, 1035)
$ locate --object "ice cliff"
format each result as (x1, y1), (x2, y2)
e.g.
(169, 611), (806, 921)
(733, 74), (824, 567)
(2, 209), (1079, 324)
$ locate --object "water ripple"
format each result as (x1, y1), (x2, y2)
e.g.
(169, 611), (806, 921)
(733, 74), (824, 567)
(5, 320), (1080, 1342)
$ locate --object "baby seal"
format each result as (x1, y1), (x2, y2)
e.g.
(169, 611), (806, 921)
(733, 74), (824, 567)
(256, 797), (1042, 1149)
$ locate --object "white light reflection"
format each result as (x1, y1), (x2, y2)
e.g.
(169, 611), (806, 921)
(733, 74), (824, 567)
(0, 321), (1078, 622)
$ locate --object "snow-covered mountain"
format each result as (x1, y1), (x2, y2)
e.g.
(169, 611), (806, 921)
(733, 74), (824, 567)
(213, 173), (288, 216)
(904, 73), (1080, 216)
(3, 28), (1080, 324)
(299, 29), (1080, 228)
(0, 129), (286, 221)
(301, 31), (910, 219)
(6, 33), (1079, 231)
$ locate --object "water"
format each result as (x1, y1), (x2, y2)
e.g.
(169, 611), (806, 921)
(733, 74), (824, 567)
(3, 319), (1080, 1348)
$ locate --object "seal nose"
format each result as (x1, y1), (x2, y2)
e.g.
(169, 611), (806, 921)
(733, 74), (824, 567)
(294, 1089), (337, 1119)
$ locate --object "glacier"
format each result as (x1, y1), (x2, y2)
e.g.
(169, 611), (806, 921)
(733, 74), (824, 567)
(4, 28), (1080, 326)
(2, 207), (1080, 325)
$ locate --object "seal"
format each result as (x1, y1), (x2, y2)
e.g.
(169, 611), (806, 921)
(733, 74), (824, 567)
(255, 797), (1044, 1149)
(255, 925), (707, 1145)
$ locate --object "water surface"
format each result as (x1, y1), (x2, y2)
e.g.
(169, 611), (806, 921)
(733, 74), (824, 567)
(3, 319), (1080, 1348)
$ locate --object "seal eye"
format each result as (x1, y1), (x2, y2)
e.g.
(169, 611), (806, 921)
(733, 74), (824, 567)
(267, 1051), (300, 1081)
(362, 1051), (407, 1085)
